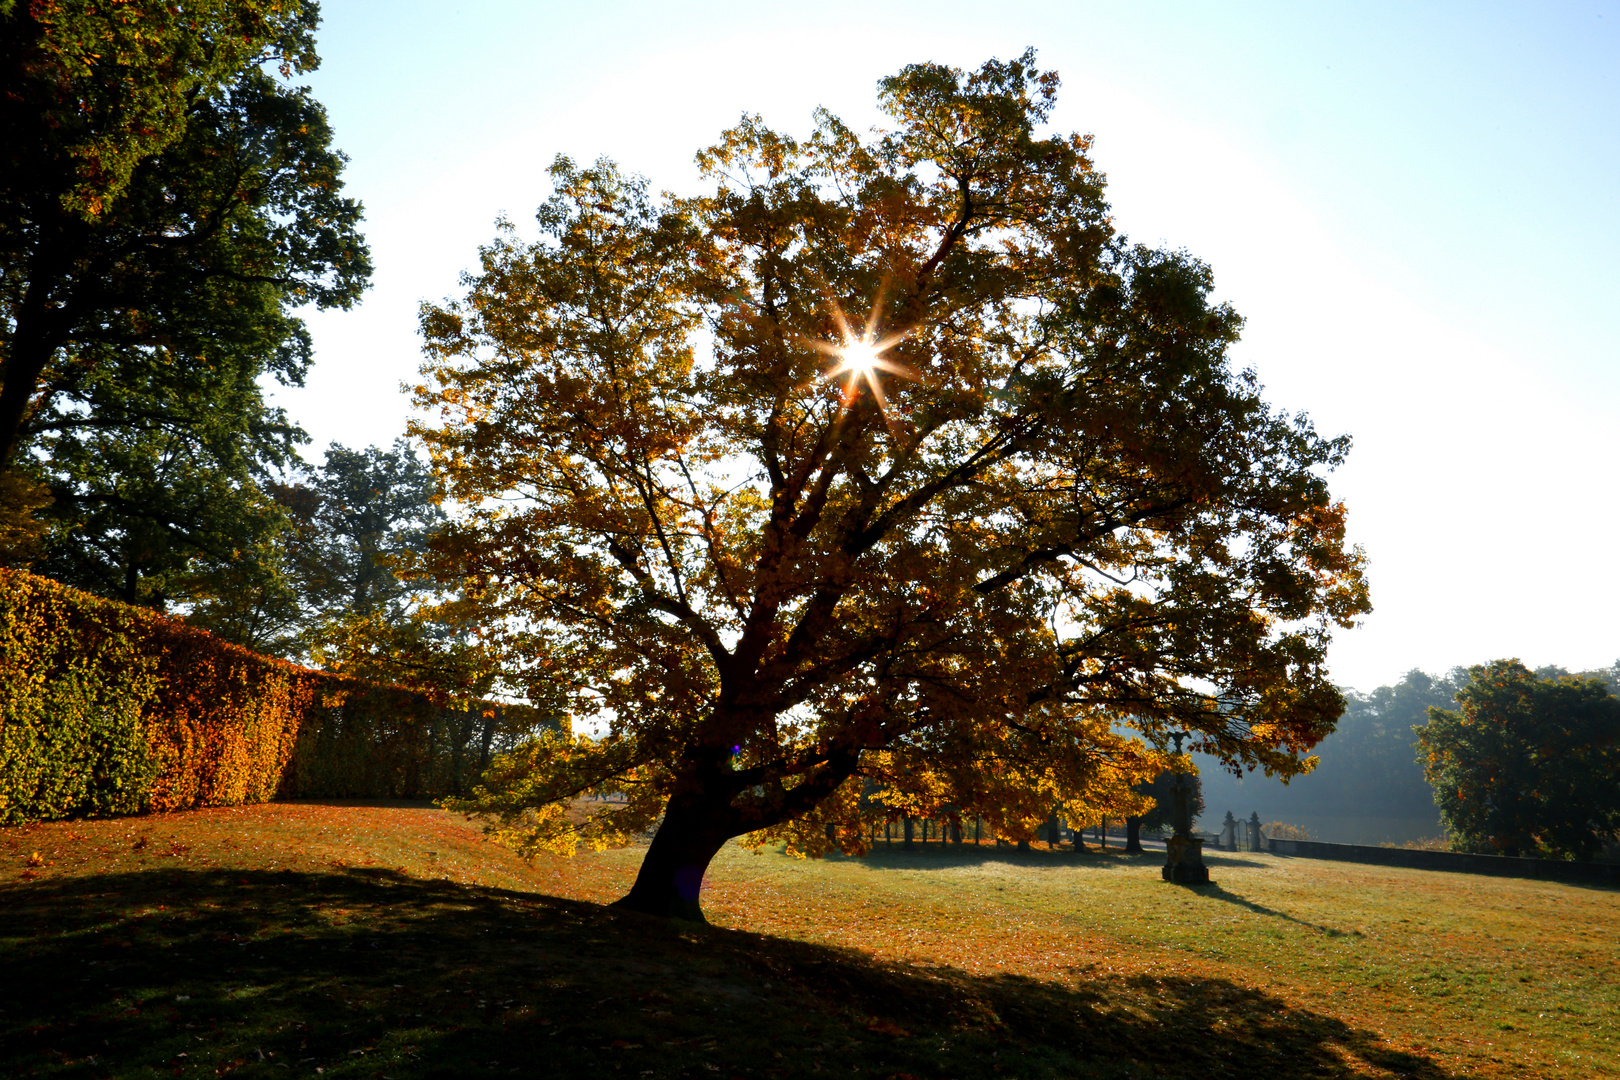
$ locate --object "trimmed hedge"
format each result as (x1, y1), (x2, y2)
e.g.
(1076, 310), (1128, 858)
(0, 569), (534, 825)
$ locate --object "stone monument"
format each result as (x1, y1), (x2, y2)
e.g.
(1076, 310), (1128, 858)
(1161, 732), (1210, 885)
(1248, 811), (1263, 852)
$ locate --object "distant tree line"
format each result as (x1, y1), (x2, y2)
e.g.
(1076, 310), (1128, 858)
(1199, 662), (1620, 862)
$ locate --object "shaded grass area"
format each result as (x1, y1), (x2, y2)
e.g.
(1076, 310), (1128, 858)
(1, 803), (1615, 1078)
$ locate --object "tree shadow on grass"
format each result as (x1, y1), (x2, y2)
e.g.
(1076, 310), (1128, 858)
(848, 844), (1150, 872)
(1201, 853), (1272, 869)
(1178, 881), (1361, 937)
(0, 868), (1460, 1080)
(845, 844), (1273, 873)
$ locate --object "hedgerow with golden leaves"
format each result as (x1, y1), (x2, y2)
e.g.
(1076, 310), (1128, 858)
(0, 570), (534, 825)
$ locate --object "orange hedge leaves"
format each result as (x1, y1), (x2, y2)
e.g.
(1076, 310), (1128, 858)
(0, 569), (526, 824)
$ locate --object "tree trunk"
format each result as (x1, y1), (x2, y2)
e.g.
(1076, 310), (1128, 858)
(477, 707), (499, 773)
(612, 796), (735, 923)
(0, 277), (61, 469)
(445, 708), (464, 798)
(1125, 816), (1144, 853)
(903, 816), (915, 848)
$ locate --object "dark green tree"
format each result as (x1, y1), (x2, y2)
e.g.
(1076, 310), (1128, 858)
(27, 339), (302, 646)
(1568, 661), (1620, 698)
(142, 439), (451, 662)
(272, 441), (480, 691)
(1, 0), (369, 561)
(1416, 659), (1620, 860)
(0, 0), (318, 225)
(280, 440), (444, 624)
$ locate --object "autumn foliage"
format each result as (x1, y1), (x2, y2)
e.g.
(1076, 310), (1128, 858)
(0, 568), (540, 824)
(416, 52), (1369, 919)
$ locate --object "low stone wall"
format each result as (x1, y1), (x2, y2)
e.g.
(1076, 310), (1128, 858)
(1266, 837), (1620, 887)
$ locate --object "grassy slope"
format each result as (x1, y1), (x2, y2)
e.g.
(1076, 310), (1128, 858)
(0, 802), (1614, 1079)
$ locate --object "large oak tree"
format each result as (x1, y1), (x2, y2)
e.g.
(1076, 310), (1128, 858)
(417, 53), (1370, 921)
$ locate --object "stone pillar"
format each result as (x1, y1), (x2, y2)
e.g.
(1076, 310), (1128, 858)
(1222, 810), (1238, 850)
(1162, 831), (1210, 884)
(1161, 734), (1210, 885)
(1248, 812), (1263, 852)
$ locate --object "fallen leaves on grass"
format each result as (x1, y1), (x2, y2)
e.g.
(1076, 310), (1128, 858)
(0, 865), (1469, 1080)
(2, 802), (1615, 1080)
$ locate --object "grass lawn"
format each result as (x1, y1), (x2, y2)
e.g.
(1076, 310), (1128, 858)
(2, 802), (1615, 1079)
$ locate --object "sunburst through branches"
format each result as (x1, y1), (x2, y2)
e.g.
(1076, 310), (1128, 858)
(809, 295), (916, 430)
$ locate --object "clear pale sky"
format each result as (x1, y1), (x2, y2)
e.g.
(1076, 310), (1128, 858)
(268, 0), (1620, 694)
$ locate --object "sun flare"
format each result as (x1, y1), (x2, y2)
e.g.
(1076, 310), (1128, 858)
(810, 321), (914, 390)
(835, 339), (884, 377)
(804, 291), (920, 433)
